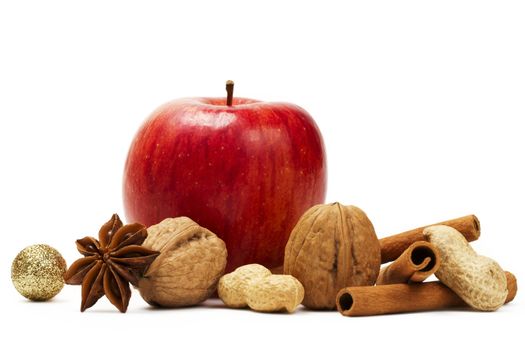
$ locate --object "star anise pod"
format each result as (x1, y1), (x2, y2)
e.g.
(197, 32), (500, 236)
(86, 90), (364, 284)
(64, 214), (160, 313)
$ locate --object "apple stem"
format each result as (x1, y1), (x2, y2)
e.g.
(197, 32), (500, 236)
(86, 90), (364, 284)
(226, 80), (234, 107)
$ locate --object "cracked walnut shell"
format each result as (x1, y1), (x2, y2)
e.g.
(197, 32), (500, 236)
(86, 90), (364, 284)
(284, 203), (381, 309)
(138, 217), (227, 307)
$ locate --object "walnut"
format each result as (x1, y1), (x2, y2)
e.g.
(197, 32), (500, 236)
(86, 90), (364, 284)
(138, 217), (227, 307)
(283, 203), (381, 309)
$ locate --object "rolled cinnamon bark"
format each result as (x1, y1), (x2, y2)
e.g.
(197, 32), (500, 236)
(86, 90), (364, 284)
(337, 271), (517, 316)
(337, 282), (462, 316)
(376, 241), (441, 284)
(380, 215), (480, 263)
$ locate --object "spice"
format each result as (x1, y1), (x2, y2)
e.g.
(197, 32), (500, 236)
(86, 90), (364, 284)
(336, 271), (517, 316)
(376, 241), (440, 285)
(64, 214), (159, 312)
(379, 215), (480, 263)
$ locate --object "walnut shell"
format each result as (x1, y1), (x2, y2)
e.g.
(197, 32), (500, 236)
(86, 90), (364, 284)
(138, 217), (227, 307)
(283, 203), (381, 309)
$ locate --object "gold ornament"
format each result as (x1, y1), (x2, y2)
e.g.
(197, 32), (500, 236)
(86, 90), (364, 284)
(11, 244), (67, 301)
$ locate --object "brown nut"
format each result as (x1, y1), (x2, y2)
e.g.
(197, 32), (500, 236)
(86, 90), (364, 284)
(284, 203), (381, 309)
(218, 264), (304, 313)
(424, 225), (508, 311)
(138, 217), (227, 307)
(218, 264), (272, 308)
(245, 274), (304, 313)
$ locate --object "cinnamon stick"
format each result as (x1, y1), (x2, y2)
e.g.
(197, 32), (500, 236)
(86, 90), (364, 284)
(337, 271), (517, 316)
(380, 215), (480, 263)
(376, 241), (441, 285)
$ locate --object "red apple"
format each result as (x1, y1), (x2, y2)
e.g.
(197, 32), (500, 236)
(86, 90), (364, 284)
(123, 82), (326, 271)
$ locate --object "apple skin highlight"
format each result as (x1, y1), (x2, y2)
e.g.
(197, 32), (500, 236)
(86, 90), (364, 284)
(123, 96), (327, 271)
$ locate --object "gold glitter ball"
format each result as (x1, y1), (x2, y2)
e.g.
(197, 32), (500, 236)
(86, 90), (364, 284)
(11, 244), (67, 301)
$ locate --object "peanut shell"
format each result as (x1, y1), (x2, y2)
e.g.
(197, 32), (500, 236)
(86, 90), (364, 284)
(245, 274), (304, 313)
(424, 225), (507, 311)
(218, 264), (271, 308)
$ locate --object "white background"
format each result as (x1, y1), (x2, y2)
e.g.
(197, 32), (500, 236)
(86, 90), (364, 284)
(1, 1), (523, 348)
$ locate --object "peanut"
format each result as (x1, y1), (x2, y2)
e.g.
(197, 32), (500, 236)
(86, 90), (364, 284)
(218, 264), (271, 308)
(424, 225), (508, 311)
(218, 264), (304, 313)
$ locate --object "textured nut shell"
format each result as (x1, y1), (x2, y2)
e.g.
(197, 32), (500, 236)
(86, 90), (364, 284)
(424, 225), (507, 311)
(138, 217), (227, 307)
(505, 271), (517, 303)
(284, 203), (381, 309)
(218, 264), (271, 308)
(245, 275), (304, 313)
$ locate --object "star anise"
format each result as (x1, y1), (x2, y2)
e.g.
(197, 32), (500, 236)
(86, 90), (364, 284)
(64, 214), (160, 313)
